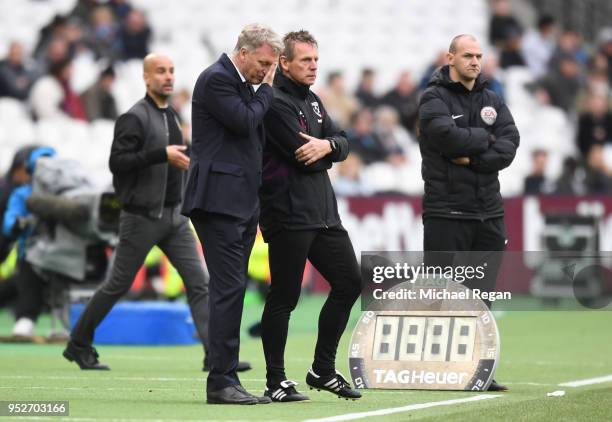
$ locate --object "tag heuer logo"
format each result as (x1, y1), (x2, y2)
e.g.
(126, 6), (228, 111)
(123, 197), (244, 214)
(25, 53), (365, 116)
(480, 106), (497, 125)
(311, 101), (322, 117)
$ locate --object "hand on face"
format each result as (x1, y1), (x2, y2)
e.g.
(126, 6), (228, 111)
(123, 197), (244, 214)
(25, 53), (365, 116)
(241, 43), (279, 85)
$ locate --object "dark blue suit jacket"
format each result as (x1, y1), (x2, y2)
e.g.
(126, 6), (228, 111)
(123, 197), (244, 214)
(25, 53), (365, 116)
(182, 54), (274, 220)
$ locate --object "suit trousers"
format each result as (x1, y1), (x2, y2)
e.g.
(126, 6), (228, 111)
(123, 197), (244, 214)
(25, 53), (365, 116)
(190, 209), (258, 393)
(70, 206), (210, 350)
(260, 226), (362, 387)
(423, 217), (507, 308)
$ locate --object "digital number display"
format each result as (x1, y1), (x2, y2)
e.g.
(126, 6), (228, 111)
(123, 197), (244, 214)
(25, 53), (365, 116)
(372, 316), (476, 362)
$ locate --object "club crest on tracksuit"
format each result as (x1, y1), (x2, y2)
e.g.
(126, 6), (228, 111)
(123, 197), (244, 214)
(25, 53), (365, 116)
(480, 106), (497, 125)
(311, 101), (322, 117)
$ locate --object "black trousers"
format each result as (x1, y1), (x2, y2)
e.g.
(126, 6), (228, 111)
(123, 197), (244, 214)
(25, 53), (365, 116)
(423, 217), (506, 307)
(14, 260), (46, 321)
(190, 209), (258, 393)
(260, 226), (362, 387)
(71, 206), (210, 351)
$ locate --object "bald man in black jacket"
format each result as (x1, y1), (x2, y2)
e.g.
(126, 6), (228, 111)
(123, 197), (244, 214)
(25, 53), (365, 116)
(418, 34), (519, 392)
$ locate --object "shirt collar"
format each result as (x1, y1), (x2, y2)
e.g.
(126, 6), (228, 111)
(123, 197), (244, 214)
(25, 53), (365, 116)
(145, 93), (169, 110)
(229, 55), (247, 83)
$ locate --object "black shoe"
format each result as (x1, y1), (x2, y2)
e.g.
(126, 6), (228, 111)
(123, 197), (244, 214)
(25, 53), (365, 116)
(207, 385), (258, 405)
(306, 369), (362, 400)
(488, 379), (509, 392)
(264, 380), (310, 402)
(63, 341), (109, 370)
(203, 357), (252, 372)
(235, 385), (271, 404)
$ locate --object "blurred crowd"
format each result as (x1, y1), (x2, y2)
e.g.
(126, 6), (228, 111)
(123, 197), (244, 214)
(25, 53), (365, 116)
(2, 0), (612, 195)
(488, 0), (612, 195)
(0, 0), (151, 121)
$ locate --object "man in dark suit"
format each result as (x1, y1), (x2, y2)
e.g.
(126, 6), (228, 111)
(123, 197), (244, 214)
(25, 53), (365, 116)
(182, 24), (282, 405)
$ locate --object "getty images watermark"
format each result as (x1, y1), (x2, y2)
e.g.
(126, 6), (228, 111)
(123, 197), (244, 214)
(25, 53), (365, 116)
(360, 251), (612, 311)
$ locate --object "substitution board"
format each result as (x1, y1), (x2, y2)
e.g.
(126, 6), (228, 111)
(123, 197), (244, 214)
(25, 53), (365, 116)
(349, 281), (499, 390)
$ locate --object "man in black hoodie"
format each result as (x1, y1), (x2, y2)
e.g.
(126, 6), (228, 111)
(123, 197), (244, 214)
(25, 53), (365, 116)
(418, 34), (520, 392)
(260, 30), (362, 402)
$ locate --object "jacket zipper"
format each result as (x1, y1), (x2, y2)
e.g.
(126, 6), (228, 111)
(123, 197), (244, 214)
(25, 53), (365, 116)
(157, 112), (170, 219)
(304, 98), (329, 229)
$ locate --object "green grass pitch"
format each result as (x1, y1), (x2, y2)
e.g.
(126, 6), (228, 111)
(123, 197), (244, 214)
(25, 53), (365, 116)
(1, 296), (611, 421)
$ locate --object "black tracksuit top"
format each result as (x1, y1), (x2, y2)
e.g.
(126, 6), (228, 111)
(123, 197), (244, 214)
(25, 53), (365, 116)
(418, 65), (520, 220)
(260, 71), (349, 241)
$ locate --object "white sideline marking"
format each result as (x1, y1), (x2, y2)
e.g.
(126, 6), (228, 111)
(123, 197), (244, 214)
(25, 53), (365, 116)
(302, 394), (502, 422)
(1, 418), (267, 422)
(559, 374), (612, 387)
(0, 375), (266, 382)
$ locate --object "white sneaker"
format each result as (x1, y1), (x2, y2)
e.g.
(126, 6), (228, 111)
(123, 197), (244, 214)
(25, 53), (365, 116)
(12, 317), (34, 337)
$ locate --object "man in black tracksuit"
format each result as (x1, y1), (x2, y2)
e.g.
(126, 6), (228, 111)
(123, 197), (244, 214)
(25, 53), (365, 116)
(259, 31), (362, 402)
(418, 35), (520, 392)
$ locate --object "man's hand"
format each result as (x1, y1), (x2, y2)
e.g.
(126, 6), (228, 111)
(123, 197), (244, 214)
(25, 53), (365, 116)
(262, 62), (278, 86)
(452, 156), (470, 166)
(166, 145), (190, 170)
(295, 132), (332, 166)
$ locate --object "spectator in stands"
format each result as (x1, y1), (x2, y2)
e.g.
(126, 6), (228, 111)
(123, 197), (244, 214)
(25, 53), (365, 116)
(355, 68), (379, 108)
(316, 71), (358, 128)
(418, 51), (447, 90)
(34, 15), (71, 62)
(109, 0), (133, 20)
(36, 36), (71, 76)
(347, 108), (388, 164)
(597, 27), (612, 85)
(499, 33), (525, 69)
(523, 149), (551, 194)
(521, 15), (556, 78)
(488, 0), (523, 49)
(69, 0), (101, 26)
(29, 59), (67, 120)
(80, 65), (118, 121)
(550, 30), (588, 69)
(482, 53), (505, 101)
(554, 157), (586, 195)
(576, 93), (612, 157)
(118, 9), (151, 61)
(537, 53), (582, 113)
(584, 144), (612, 194)
(333, 153), (372, 197)
(585, 53), (609, 93)
(87, 6), (121, 60)
(374, 106), (412, 165)
(30, 58), (87, 120)
(0, 42), (37, 100)
(2, 147), (57, 337)
(381, 71), (419, 134)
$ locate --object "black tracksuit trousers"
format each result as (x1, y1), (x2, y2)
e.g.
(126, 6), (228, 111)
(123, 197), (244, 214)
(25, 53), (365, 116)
(423, 217), (507, 308)
(261, 226), (362, 387)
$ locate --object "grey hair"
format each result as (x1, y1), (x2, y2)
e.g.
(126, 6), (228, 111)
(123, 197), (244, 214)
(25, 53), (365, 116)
(233, 23), (283, 54)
